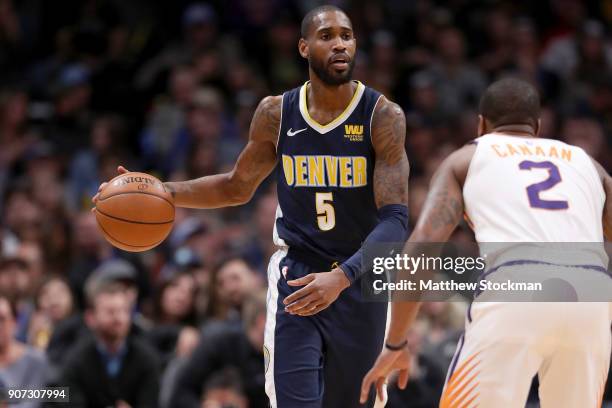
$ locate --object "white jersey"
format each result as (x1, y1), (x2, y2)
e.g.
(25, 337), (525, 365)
(463, 133), (605, 243)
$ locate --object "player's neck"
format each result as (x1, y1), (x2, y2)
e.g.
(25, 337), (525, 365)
(490, 124), (536, 138)
(307, 76), (357, 112)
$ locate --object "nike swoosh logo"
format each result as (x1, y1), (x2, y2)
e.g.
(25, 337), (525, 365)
(287, 128), (307, 136)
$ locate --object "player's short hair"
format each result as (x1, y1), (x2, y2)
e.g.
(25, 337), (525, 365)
(479, 78), (541, 129)
(301, 5), (348, 38)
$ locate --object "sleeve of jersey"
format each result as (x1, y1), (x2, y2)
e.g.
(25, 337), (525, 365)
(339, 204), (409, 283)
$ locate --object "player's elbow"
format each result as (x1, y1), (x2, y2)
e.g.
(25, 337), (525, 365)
(226, 173), (256, 205)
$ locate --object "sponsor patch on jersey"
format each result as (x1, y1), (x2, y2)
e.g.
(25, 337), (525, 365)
(344, 124), (364, 142)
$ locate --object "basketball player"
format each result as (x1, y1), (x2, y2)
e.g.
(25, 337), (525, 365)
(360, 78), (612, 407)
(94, 6), (409, 408)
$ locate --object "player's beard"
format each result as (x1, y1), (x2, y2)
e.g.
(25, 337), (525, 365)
(309, 56), (355, 86)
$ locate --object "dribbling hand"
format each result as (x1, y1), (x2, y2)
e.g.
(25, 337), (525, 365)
(91, 165), (130, 209)
(360, 347), (411, 404)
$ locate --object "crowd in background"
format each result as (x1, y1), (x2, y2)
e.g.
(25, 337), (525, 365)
(0, 0), (610, 406)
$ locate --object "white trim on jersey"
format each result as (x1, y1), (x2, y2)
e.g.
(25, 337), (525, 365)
(298, 81), (365, 134)
(272, 205), (286, 247)
(274, 94), (284, 153)
(264, 248), (287, 408)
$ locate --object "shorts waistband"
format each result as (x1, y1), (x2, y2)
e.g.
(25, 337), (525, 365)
(286, 247), (342, 272)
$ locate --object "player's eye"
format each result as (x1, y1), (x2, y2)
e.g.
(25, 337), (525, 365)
(342, 33), (352, 40)
(321, 34), (330, 40)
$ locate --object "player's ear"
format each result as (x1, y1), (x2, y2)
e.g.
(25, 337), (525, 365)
(298, 38), (309, 59)
(535, 119), (541, 137)
(477, 114), (486, 136)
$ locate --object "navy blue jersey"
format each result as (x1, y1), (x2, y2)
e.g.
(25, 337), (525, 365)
(274, 81), (383, 268)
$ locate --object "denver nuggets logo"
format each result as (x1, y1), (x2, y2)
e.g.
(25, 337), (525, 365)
(344, 124), (363, 142)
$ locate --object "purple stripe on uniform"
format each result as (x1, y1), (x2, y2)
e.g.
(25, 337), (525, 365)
(472, 259), (610, 299)
(445, 333), (465, 386)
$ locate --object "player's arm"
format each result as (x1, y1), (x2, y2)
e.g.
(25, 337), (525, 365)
(360, 145), (474, 403)
(337, 97), (410, 282)
(384, 145), (474, 345)
(93, 96), (281, 209)
(590, 159), (612, 240)
(164, 96), (281, 208)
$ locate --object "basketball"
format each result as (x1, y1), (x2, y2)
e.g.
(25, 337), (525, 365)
(94, 172), (175, 252)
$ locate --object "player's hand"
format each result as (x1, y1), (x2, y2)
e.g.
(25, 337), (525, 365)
(284, 268), (350, 316)
(360, 347), (411, 404)
(91, 165), (130, 208)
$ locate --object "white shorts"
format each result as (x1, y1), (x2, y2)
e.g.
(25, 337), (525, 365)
(441, 300), (611, 408)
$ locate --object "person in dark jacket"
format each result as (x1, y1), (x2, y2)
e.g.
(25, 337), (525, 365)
(170, 290), (267, 408)
(57, 279), (160, 408)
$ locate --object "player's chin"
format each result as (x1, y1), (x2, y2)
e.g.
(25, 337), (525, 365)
(325, 69), (352, 84)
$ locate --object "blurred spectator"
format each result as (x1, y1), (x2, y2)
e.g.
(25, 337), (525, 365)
(0, 294), (49, 408)
(28, 275), (73, 350)
(171, 291), (267, 408)
(136, 3), (218, 92)
(206, 256), (262, 322)
(45, 64), (93, 156)
(48, 259), (149, 368)
(0, 255), (36, 343)
(419, 27), (486, 119)
(200, 368), (249, 408)
(68, 115), (127, 211)
(541, 20), (612, 83)
(146, 269), (198, 367)
(0, 88), (34, 198)
(240, 190), (278, 274)
(58, 281), (160, 407)
(139, 65), (197, 176)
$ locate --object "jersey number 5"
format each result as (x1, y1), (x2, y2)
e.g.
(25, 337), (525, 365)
(315, 192), (335, 231)
(518, 160), (569, 210)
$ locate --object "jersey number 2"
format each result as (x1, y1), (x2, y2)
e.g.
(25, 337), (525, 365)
(518, 160), (569, 210)
(316, 192), (335, 231)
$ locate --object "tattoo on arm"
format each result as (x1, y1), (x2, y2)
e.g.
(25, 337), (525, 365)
(412, 148), (473, 241)
(251, 95), (282, 140)
(372, 98), (410, 208)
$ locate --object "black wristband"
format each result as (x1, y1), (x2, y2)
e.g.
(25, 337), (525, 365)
(384, 340), (408, 351)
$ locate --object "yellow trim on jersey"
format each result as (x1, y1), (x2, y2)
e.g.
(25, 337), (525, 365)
(299, 81), (365, 134)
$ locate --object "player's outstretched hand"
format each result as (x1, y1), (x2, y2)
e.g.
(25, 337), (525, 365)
(284, 268), (350, 316)
(91, 165), (130, 208)
(360, 347), (411, 404)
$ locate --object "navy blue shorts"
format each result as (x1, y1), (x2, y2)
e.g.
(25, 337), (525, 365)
(264, 249), (387, 408)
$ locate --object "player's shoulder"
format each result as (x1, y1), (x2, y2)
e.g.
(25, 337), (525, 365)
(371, 95), (405, 132)
(258, 95), (283, 115)
(251, 95), (283, 140)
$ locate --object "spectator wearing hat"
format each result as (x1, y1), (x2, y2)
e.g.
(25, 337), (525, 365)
(58, 280), (160, 408)
(0, 294), (49, 408)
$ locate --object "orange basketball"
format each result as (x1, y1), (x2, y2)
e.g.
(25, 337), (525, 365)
(95, 172), (175, 252)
